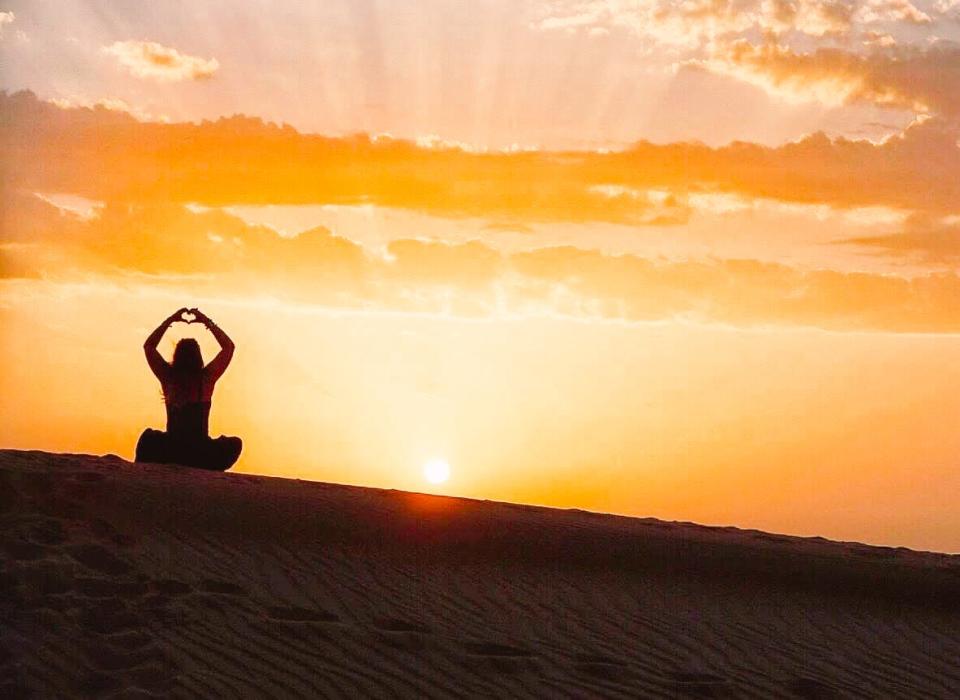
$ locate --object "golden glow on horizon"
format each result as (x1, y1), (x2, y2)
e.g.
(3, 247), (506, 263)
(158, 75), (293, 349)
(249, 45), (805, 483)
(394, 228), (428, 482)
(2, 281), (960, 552)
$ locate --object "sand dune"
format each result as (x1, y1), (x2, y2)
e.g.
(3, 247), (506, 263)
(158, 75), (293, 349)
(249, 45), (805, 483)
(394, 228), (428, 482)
(2, 449), (959, 698)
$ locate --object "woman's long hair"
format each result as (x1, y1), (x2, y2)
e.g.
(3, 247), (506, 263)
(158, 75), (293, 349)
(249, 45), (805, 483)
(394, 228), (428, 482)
(166, 338), (205, 403)
(172, 338), (204, 373)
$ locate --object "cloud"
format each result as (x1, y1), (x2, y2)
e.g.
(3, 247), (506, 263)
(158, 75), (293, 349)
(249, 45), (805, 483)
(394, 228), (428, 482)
(5, 191), (960, 333)
(694, 42), (960, 116)
(844, 214), (960, 261)
(759, 0), (856, 36)
(101, 40), (219, 82)
(530, 0), (760, 48)
(858, 0), (932, 24)
(0, 10), (21, 42)
(531, 0), (938, 45)
(2, 90), (958, 223)
(862, 30), (897, 47)
(48, 95), (169, 122)
(529, 0), (882, 47)
(531, 0), (950, 128)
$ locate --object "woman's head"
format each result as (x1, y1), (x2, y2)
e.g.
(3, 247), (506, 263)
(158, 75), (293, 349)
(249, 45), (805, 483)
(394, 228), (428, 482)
(172, 338), (204, 373)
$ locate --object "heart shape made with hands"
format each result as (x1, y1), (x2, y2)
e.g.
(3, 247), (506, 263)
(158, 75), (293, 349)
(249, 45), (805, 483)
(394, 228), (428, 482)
(180, 310), (198, 324)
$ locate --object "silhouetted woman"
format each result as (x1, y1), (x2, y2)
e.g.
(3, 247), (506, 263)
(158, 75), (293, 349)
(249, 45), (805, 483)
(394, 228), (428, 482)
(135, 307), (242, 471)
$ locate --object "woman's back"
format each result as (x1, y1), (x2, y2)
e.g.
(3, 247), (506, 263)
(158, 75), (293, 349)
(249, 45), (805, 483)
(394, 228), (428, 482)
(161, 368), (215, 439)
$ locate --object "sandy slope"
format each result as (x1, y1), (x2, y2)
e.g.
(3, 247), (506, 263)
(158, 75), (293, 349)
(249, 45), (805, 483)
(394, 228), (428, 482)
(1, 450), (959, 699)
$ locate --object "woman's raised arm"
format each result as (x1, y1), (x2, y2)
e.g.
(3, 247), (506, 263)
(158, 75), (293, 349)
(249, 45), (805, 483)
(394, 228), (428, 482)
(144, 309), (187, 380)
(193, 308), (234, 381)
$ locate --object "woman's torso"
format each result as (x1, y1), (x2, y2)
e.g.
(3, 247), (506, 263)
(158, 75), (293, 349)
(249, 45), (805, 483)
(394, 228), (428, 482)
(163, 370), (215, 439)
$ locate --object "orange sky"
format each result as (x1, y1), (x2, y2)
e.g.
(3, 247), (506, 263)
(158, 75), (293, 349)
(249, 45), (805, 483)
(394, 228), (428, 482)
(2, 1), (960, 552)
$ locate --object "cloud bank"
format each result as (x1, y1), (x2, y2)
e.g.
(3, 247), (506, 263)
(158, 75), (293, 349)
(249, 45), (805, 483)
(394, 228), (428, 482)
(2, 90), (958, 325)
(3, 192), (960, 333)
(2, 91), (958, 222)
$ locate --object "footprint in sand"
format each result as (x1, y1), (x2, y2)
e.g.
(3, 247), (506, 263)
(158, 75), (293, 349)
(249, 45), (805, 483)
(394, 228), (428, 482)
(88, 518), (132, 547)
(62, 473), (108, 503)
(27, 518), (67, 545)
(77, 606), (171, 692)
(4, 516), (70, 561)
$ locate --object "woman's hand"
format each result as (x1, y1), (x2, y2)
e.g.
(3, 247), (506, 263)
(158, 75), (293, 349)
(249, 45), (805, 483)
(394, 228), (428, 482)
(189, 308), (213, 327)
(167, 307), (191, 325)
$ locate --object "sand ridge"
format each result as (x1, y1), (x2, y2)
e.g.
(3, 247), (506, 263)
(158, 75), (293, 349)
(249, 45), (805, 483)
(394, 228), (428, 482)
(2, 449), (959, 698)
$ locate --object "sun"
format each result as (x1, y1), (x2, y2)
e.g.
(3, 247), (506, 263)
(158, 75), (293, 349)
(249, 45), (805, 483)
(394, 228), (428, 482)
(423, 458), (450, 484)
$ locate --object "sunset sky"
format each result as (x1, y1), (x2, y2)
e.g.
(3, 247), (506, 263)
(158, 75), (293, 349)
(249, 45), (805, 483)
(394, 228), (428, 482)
(2, 0), (960, 552)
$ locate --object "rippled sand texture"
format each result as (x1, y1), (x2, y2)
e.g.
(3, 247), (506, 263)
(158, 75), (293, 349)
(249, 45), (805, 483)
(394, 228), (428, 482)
(2, 449), (959, 698)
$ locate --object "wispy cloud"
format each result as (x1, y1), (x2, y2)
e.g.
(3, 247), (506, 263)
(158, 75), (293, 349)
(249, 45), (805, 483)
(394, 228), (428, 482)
(527, 0), (926, 47)
(758, 0), (857, 36)
(692, 42), (960, 116)
(532, 0), (953, 121)
(530, 0), (760, 48)
(858, 0), (932, 24)
(845, 214), (960, 261)
(48, 94), (169, 122)
(101, 40), (219, 82)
